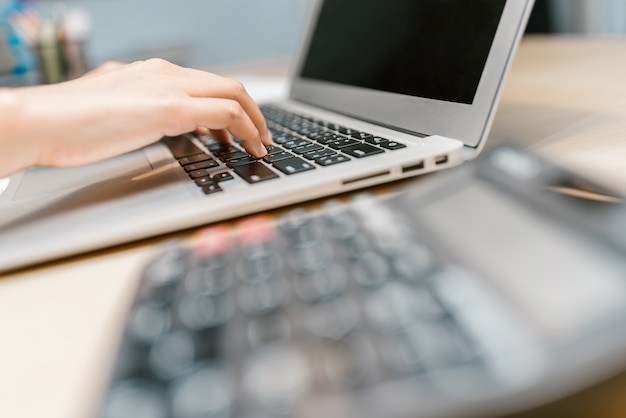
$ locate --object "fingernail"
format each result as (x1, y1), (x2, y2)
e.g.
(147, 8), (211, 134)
(254, 142), (268, 158)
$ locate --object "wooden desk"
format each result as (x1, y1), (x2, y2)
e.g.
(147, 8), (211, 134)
(2, 36), (626, 418)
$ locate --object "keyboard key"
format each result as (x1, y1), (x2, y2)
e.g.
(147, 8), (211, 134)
(178, 154), (212, 166)
(194, 177), (215, 187)
(188, 169), (211, 179)
(312, 132), (341, 145)
(302, 149), (337, 160)
(351, 132), (374, 140)
(380, 141), (407, 150)
(282, 139), (313, 150)
(274, 133), (300, 145)
(292, 143), (323, 155)
(328, 138), (360, 149)
(233, 162), (280, 184)
(337, 126), (360, 137)
(162, 136), (205, 158)
(316, 155), (351, 166)
(306, 297), (359, 341)
(220, 150), (248, 162)
(169, 367), (233, 418)
(202, 183), (223, 195)
(364, 136), (389, 146)
(263, 151), (294, 163)
(272, 157), (316, 175)
(208, 143), (238, 153)
(183, 160), (219, 172)
(341, 143), (385, 158)
(101, 380), (167, 418)
(211, 172), (234, 182)
(226, 156), (258, 168)
(265, 145), (285, 155)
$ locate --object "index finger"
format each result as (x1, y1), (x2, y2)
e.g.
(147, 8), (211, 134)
(175, 68), (273, 146)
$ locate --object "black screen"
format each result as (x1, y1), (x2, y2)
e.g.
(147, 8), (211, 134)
(300, 0), (507, 105)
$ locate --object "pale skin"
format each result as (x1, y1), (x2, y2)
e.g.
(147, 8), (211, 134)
(0, 58), (272, 178)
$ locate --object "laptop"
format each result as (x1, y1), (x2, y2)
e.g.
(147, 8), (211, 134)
(0, 0), (535, 273)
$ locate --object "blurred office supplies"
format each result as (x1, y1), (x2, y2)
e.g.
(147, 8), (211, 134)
(97, 145), (626, 418)
(0, 0), (37, 85)
(5, 3), (90, 84)
(0, 0), (535, 273)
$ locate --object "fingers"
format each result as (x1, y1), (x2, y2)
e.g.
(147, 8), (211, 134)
(207, 77), (273, 146)
(208, 129), (232, 144)
(158, 63), (273, 147)
(188, 98), (268, 158)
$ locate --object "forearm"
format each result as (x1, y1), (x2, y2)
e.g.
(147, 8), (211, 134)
(0, 89), (36, 177)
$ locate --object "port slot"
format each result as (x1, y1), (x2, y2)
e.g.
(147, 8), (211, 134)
(435, 155), (449, 165)
(402, 161), (425, 173)
(342, 170), (390, 186)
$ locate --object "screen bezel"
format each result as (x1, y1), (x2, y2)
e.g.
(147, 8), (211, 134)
(288, 0), (535, 151)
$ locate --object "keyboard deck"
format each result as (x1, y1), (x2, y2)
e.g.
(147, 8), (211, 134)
(162, 105), (407, 195)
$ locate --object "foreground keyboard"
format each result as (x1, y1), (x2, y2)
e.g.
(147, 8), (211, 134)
(97, 193), (541, 418)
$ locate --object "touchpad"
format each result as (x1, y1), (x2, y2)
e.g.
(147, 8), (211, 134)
(13, 151), (154, 200)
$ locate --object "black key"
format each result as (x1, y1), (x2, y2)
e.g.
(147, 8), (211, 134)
(265, 145), (285, 155)
(183, 160), (219, 172)
(328, 138), (361, 149)
(351, 132), (374, 140)
(178, 154), (212, 166)
(188, 169), (211, 179)
(162, 136), (205, 158)
(195, 177), (216, 187)
(227, 156), (258, 168)
(282, 139), (312, 150)
(364, 137), (389, 146)
(341, 143), (385, 158)
(202, 183), (223, 195)
(303, 128), (328, 139)
(233, 162), (280, 184)
(220, 151), (249, 162)
(208, 143), (238, 154)
(272, 157), (316, 175)
(312, 133), (342, 145)
(380, 141), (407, 150)
(303, 149), (337, 160)
(274, 134), (300, 145)
(337, 126), (360, 137)
(293, 143), (323, 155)
(316, 155), (351, 166)
(263, 151), (294, 163)
(212, 172), (234, 182)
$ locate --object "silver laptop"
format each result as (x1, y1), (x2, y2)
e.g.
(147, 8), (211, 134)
(0, 0), (535, 273)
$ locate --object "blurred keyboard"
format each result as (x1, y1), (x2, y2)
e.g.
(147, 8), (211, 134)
(97, 194), (537, 418)
(97, 146), (626, 418)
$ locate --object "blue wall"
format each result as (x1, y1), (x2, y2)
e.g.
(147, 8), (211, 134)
(31, 0), (309, 68)
(551, 0), (626, 33)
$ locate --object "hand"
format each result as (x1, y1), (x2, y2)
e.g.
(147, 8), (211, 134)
(0, 59), (272, 176)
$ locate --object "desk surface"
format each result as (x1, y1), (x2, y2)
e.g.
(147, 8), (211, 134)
(3, 35), (626, 418)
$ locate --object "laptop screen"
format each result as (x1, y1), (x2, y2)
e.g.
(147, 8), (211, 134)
(299, 0), (507, 105)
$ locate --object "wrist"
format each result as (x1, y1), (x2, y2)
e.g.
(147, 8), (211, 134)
(0, 88), (37, 177)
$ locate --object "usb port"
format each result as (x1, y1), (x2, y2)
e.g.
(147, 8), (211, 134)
(402, 160), (425, 173)
(435, 155), (449, 165)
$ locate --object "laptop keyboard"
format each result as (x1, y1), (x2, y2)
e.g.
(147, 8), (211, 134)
(162, 105), (407, 194)
(97, 195), (504, 418)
